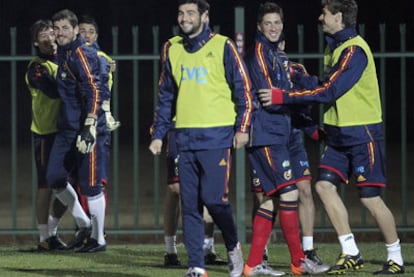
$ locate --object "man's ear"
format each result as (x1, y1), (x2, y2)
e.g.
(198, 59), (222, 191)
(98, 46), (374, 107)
(34, 41), (39, 46)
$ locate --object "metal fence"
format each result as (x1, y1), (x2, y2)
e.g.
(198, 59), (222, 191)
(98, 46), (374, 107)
(1, 8), (413, 243)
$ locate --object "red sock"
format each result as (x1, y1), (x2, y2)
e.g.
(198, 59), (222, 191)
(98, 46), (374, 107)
(247, 208), (274, 267)
(279, 201), (304, 267)
(76, 186), (90, 216)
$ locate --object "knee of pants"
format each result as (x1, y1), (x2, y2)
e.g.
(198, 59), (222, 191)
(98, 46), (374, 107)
(79, 183), (103, 197)
(317, 168), (342, 187)
(46, 171), (66, 189)
(359, 186), (382, 198)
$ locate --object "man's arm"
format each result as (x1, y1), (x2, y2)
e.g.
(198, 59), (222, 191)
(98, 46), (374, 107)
(223, 39), (253, 140)
(149, 41), (177, 154)
(26, 62), (59, 98)
(258, 46), (368, 106)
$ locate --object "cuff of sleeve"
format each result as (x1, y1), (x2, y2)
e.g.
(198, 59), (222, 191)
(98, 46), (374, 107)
(309, 129), (319, 141)
(271, 88), (284, 104)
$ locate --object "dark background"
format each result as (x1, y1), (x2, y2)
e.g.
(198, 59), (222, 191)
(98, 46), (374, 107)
(1, 0), (413, 145)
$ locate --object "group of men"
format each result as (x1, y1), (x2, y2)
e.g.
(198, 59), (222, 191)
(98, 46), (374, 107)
(26, 10), (119, 253)
(149, 0), (405, 277)
(25, 0), (405, 276)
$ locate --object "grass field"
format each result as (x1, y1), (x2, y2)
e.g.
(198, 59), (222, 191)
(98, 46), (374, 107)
(0, 242), (412, 276)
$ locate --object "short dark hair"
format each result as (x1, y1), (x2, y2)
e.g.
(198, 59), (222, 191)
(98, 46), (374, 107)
(177, 0), (210, 15)
(78, 14), (99, 34)
(51, 9), (78, 28)
(321, 0), (358, 27)
(257, 1), (284, 24)
(30, 19), (53, 44)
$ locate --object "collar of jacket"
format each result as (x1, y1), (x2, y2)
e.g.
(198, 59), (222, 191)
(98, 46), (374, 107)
(325, 27), (358, 51)
(255, 30), (284, 51)
(181, 24), (213, 53)
(58, 34), (86, 54)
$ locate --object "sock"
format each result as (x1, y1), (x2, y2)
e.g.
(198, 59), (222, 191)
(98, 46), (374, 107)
(165, 235), (177, 254)
(88, 192), (106, 245)
(55, 183), (90, 228)
(279, 201), (304, 267)
(246, 208), (274, 267)
(338, 233), (359, 255)
(203, 237), (215, 254)
(77, 186), (90, 216)
(38, 224), (48, 242)
(48, 215), (60, 237)
(302, 236), (314, 251)
(386, 239), (403, 265)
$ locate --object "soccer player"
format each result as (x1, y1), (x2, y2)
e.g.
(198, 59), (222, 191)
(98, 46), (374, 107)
(25, 19), (67, 251)
(258, 0), (405, 274)
(149, 0), (253, 276)
(48, 9), (108, 252)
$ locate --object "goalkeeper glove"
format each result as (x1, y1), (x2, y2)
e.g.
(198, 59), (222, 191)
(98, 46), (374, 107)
(76, 115), (97, 154)
(102, 100), (121, 131)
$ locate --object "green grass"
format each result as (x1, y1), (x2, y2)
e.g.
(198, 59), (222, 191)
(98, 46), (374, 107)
(0, 243), (412, 276)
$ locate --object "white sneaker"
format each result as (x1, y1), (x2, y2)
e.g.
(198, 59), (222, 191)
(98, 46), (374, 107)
(184, 267), (208, 277)
(301, 256), (330, 274)
(227, 242), (243, 277)
(244, 264), (285, 276)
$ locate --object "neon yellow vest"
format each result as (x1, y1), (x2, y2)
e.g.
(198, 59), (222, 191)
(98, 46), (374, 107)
(323, 36), (382, 126)
(25, 57), (60, 135)
(97, 50), (113, 89)
(168, 35), (236, 128)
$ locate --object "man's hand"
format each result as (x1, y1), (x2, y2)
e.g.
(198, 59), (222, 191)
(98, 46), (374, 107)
(102, 100), (121, 131)
(76, 115), (97, 154)
(257, 87), (284, 106)
(233, 132), (249, 149)
(149, 139), (163, 155)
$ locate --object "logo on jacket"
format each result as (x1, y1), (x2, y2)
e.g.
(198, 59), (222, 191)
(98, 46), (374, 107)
(283, 169), (292, 181)
(219, 159), (227, 166)
(182, 66), (207, 84)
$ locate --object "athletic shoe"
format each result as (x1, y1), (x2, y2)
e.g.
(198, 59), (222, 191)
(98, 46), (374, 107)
(164, 252), (181, 266)
(291, 257), (330, 275)
(304, 249), (324, 265)
(74, 238), (106, 253)
(373, 260), (405, 275)
(66, 227), (91, 249)
(184, 267), (208, 277)
(262, 247), (269, 267)
(204, 252), (217, 264)
(37, 235), (67, 251)
(327, 252), (364, 274)
(228, 242), (243, 277)
(244, 264), (285, 276)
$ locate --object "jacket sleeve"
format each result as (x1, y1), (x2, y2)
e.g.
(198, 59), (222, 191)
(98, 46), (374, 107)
(74, 47), (102, 117)
(284, 45), (367, 104)
(223, 39), (253, 133)
(150, 41), (176, 140)
(26, 62), (59, 98)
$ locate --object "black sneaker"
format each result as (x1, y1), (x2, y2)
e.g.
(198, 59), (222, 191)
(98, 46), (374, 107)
(66, 227), (91, 250)
(74, 238), (106, 253)
(164, 253), (181, 266)
(374, 260), (405, 275)
(304, 248), (324, 265)
(37, 236), (67, 251)
(328, 252), (364, 274)
(205, 252), (217, 265)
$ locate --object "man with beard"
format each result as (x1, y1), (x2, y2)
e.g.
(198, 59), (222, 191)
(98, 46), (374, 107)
(149, 1), (253, 276)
